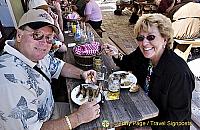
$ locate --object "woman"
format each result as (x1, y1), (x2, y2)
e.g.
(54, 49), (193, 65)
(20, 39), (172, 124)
(104, 13), (194, 130)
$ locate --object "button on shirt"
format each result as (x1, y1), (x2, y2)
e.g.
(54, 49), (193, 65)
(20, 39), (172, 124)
(0, 40), (65, 130)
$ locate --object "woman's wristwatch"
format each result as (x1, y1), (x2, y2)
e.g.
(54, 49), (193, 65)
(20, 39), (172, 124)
(118, 52), (123, 61)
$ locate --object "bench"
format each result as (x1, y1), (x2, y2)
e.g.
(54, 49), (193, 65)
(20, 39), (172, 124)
(174, 39), (200, 61)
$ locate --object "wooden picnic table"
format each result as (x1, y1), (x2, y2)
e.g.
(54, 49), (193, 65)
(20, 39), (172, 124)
(62, 23), (159, 129)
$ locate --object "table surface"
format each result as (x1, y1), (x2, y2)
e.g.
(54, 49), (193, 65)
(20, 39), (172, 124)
(63, 23), (159, 129)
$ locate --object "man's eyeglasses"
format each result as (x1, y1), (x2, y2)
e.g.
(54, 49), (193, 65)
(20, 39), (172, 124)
(24, 29), (54, 44)
(136, 35), (156, 42)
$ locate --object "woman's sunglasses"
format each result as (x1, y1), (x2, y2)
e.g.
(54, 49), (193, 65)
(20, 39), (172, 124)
(136, 35), (156, 42)
(24, 29), (54, 44)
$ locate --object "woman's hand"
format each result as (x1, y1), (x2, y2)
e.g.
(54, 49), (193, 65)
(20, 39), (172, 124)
(103, 44), (119, 58)
(76, 100), (100, 124)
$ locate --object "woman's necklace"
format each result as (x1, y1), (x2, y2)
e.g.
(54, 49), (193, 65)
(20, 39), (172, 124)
(144, 61), (153, 95)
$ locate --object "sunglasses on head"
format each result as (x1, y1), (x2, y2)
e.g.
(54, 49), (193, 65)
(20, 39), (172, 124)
(136, 35), (156, 42)
(24, 29), (54, 44)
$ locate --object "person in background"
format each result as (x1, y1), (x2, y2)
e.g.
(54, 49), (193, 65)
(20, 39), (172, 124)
(71, 0), (87, 18)
(84, 0), (102, 30)
(46, 0), (64, 31)
(103, 13), (194, 130)
(156, 0), (175, 14)
(0, 9), (100, 130)
(28, 0), (67, 53)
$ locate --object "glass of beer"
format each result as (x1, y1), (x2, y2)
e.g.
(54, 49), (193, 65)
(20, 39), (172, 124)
(107, 76), (120, 100)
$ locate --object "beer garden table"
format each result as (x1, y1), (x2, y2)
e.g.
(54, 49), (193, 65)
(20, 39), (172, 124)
(63, 23), (159, 129)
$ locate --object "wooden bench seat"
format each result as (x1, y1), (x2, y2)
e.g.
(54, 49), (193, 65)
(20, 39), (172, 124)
(174, 39), (200, 61)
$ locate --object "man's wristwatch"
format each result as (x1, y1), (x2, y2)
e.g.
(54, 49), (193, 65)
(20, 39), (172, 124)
(80, 70), (84, 79)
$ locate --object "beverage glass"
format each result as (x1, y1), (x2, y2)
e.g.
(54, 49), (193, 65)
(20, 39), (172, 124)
(93, 55), (102, 72)
(72, 24), (76, 34)
(107, 76), (120, 100)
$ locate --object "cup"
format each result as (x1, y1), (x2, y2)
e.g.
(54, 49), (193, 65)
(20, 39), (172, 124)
(93, 56), (102, 72)
(107, 76), (120, 100)
(72, 24), (76, 34)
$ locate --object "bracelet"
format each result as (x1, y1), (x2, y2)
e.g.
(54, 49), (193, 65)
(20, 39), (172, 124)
(80, 70), (84, 79)
(65, 116), (72, 130)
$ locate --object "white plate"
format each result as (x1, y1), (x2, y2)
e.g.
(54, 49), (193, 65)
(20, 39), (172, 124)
(109, 71), (137, 88)
(71, 84), (101, 105)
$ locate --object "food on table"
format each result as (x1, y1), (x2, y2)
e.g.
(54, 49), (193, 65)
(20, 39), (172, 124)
(120, 81), (132, 86)
(88, 87), (93, 102)
(94, 87), (100, 98)
(76, 84), (100, 102)
(129, 84), (140, 92)
(113, 72), (129, 79)
(86, 72), (95, 83)
(113, 72), (132, 86)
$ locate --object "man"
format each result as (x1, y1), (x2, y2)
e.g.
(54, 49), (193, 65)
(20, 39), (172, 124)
(0, 9), (100, 130)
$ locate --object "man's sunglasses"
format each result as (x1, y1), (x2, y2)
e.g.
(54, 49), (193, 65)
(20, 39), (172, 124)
(24, 29), (54, 44)
(136, 35), (156, 42)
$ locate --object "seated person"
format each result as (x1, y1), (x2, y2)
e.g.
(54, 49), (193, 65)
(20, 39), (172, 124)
(65, 7), (81, 21)
(0, 9), (100, 130)
(71, 0), (86, 17)
(156, 0), (175, 14)
(46, 0), (64, 31)
(103, 13), (194, 130)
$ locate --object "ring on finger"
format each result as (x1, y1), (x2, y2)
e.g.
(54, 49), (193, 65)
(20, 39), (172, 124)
(96, 109), (100, 115)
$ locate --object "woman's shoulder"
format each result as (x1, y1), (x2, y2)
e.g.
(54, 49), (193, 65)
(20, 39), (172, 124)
(162, 49), (191, 73)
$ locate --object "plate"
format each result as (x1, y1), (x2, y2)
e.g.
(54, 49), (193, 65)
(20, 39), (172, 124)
(109, 71), (137, 88)
(71, 84), (101, 105)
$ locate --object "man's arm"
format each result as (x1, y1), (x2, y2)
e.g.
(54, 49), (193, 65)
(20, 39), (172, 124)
(60, 63), (83, 79)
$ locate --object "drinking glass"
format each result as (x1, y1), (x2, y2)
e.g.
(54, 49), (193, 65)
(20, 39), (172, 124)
(107, 76), (120, 100)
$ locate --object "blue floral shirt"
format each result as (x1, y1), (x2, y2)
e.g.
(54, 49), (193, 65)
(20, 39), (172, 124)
(0, 40), (65, 130)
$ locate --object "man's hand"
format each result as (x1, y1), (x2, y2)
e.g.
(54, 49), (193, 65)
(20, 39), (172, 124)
(76, 100), (100, 124)
(82, 70), (97, 84)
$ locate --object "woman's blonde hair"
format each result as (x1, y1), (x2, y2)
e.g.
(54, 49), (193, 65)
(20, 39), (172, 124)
(133, 13), (174, 49)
